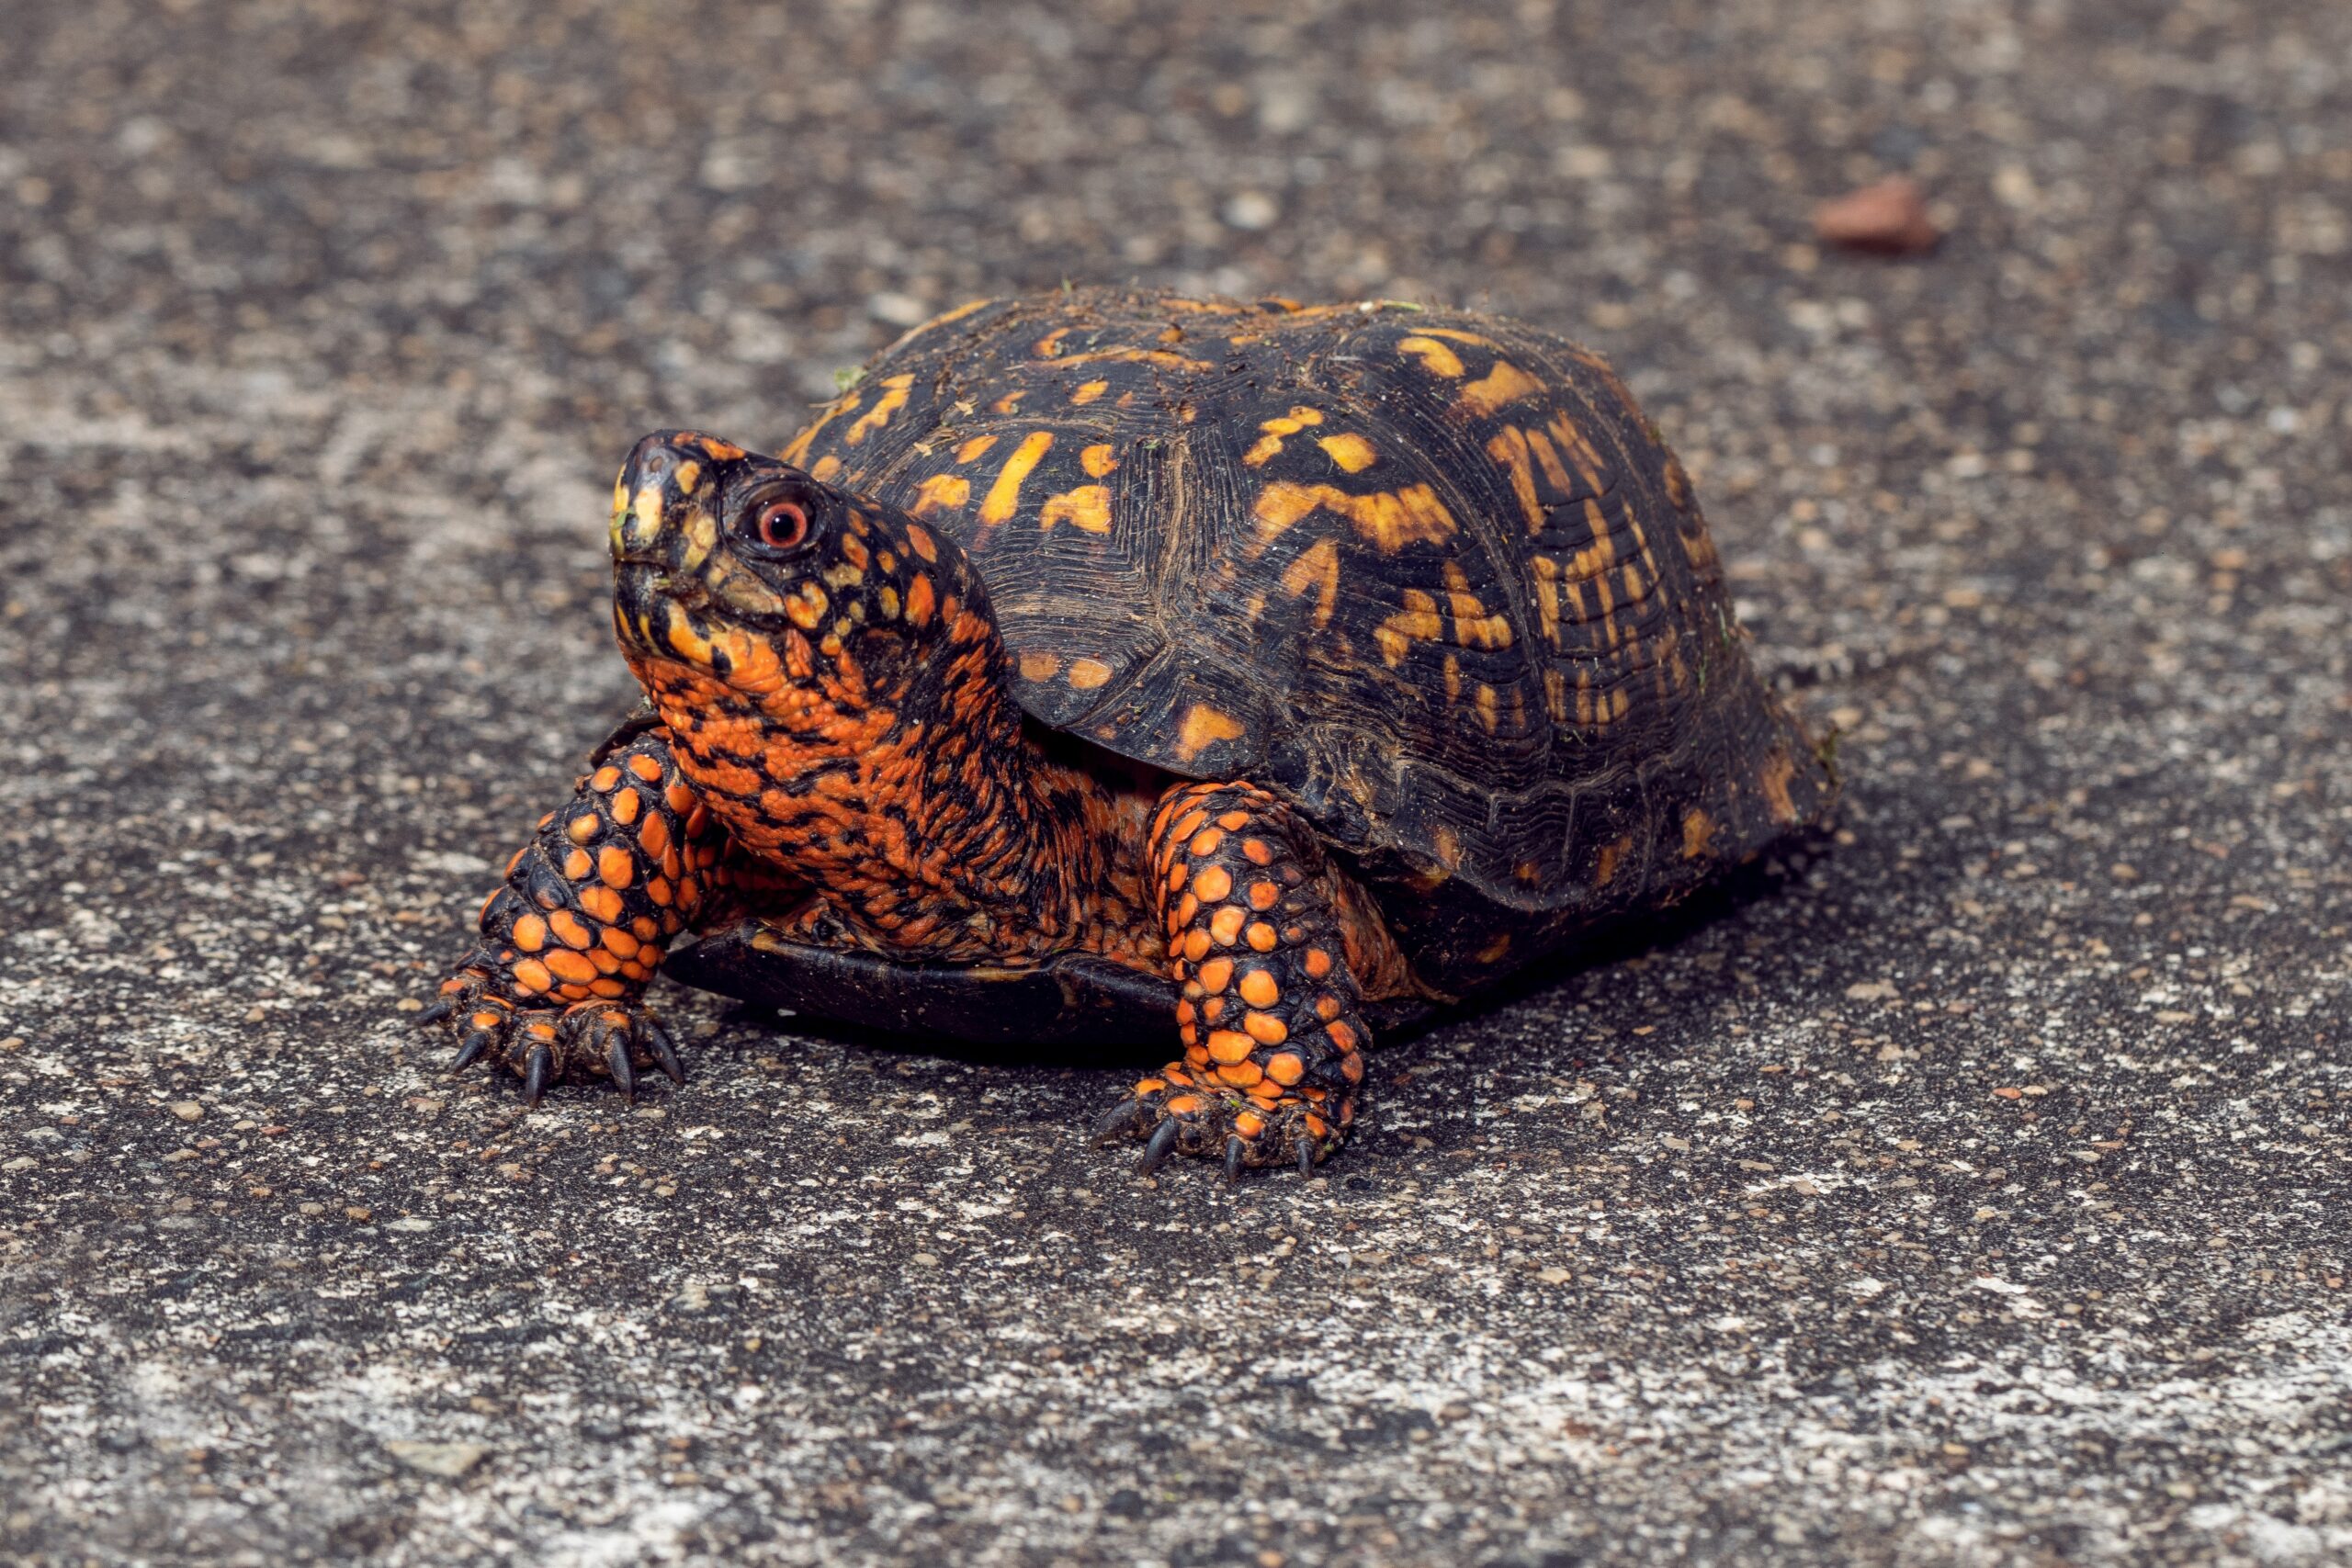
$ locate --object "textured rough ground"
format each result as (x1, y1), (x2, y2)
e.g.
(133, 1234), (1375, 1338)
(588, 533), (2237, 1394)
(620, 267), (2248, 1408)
(2, 2), (2347, 1564)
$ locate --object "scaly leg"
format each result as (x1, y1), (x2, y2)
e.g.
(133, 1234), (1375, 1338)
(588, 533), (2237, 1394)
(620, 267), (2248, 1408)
(1098, 781), (1385, 1178)
(414, 716), (742, 1102)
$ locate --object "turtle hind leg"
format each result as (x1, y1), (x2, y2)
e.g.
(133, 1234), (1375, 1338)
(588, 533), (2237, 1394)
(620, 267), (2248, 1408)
(1098, 780), (1385, 1178)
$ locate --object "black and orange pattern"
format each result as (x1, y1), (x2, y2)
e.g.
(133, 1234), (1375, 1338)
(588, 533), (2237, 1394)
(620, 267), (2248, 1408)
(418, 290), (1835, 1176)
(1099, 780), (1403, 1175)
(418, 719), (736, 1100)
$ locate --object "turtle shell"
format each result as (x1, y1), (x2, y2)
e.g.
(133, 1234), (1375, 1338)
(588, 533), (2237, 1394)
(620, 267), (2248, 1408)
(777, 288), (1832, 994)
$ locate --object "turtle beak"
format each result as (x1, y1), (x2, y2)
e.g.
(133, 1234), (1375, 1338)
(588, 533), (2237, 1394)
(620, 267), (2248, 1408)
(610, 429), (747, 566)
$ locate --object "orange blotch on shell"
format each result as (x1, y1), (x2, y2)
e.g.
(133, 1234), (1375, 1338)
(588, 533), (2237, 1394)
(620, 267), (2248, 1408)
(511, 913), (548, 953)
(1193, 864), (1233, 903)
(1206, 1030), (1255, 1065)
(1238, 970), (1280, 1009)
(1209, 906), (1246, 945)
(1265, 1053), (1306, 1087)
(1244, 1011), (1289, 1045)
(1195, 956), (1234, 994)
(561, 847), (594, 881)
(597, 845), (635, 888)
(1217, 1060), (1264, 1089)
(548, 910), (594, 949)
(1246, 921), (1279, 952)
(511, 959), (552, 996)
(544, 949), (598, 984)
(591, 765), (622, 792)
(1188, 827), (1225, 858)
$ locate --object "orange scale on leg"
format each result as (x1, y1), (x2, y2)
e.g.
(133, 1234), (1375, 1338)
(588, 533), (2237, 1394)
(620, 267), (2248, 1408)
(1185, 1044), (1211, 1068)
(1135, 1077), (1168, 1095)
(1246, 921), (1279, 952)
(589, 977), (628, 998)
(1244, 1011), (1288, 1045)
(1264, 1053), (1306, 1086)
(1216, 809), (1250, 830)
(1206, 1030), (1256, 1065)
(511, 913), (548, 953)
(1238, 970), (1280, 1009)
(1193, 864), (1232, 902)
(511, 958), (553, 996)
(1233, 1109), (1265, 1139)
(1195, 956), (1234, 994)
(1249, 881), (1280, 910)
(1182, 928), (1212, 963)
(1340, 1051), (1365, 1084)
(1217, 1060), (1264, 1089)
(1188, 827), (1225, 858)
(1241, 839), (1273, 866)
(1209, 907), (1246, 945)
(627, 753), (664, 784)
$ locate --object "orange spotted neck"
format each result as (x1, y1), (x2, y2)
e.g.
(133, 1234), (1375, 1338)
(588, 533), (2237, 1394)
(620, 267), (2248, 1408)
(623, 603), (1144, 966)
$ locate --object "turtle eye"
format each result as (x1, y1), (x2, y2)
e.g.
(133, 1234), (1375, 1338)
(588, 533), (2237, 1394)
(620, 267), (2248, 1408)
(749, 499), (810, 551)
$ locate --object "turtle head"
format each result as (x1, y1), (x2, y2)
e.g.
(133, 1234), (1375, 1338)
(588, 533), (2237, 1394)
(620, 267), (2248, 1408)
(607, 430), (993, 705)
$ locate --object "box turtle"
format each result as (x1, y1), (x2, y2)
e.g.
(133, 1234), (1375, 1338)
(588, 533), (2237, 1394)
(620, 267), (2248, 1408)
(416, 288), (1833, 1178)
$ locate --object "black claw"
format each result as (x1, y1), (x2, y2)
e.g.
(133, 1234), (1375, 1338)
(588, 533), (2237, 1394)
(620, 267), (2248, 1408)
(412, 998), (457, 1030)
(607, 1036), (637, 1103)
(1092, 1100), (1147, 1144)
(1297, 1142), (1315, 1179)
(643, 1019), (684, 1085)
(1224, 1135), (1246, 1185)
(1136, 1118), (1179, 1177)
(450, 1032), (492, 1073)
(522, 1044), (553, 1108)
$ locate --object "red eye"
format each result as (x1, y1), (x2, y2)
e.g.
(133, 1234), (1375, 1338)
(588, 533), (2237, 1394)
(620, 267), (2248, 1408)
(753, 500), (808, 549)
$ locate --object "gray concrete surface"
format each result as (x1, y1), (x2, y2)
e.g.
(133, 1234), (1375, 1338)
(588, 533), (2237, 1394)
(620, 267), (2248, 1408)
(3, 1), (2347, 1563)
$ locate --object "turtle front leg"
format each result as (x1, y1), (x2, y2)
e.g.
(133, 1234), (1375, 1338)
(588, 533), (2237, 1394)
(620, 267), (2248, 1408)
(1100, 781), (1381, 1179)
(415, 716), (740, 1102)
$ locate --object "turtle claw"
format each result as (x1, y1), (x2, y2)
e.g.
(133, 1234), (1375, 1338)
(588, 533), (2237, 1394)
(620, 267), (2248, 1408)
(643, 1018), (685, 1085)
(1225, 1136), (1246, 1185)
(1136, 1118), (1180, 1177)
(522, 1044), (553, 1107)
(1297, 1142), (1315, 1179)
(450, 1032), (492, 1073)
(607, 1036), (638, 1103)
(1092, 1100), (1148, 1143)
(412, 998), (458, 1030)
